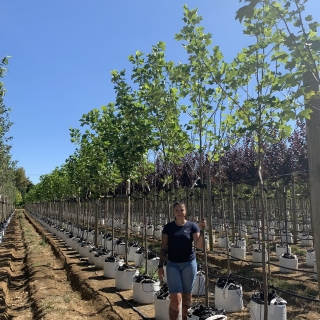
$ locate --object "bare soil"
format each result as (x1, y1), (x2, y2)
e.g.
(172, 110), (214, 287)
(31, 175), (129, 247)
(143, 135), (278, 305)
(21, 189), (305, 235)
(0, 211), (319, 319)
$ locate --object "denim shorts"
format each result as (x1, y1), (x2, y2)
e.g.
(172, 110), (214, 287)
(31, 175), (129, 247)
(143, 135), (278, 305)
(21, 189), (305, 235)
(166, 259), (197, 294)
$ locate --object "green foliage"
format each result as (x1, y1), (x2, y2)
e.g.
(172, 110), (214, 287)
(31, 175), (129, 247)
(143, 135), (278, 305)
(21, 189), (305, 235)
(0, 56), (16, 204)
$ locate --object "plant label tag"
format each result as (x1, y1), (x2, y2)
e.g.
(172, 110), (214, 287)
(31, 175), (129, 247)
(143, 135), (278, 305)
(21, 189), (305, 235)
(190, 316), (199, 320)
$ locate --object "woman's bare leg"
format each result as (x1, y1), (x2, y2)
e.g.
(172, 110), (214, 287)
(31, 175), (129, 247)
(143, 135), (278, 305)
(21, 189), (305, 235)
(182, 293), (192, 320)
(169, 293), (182, 320)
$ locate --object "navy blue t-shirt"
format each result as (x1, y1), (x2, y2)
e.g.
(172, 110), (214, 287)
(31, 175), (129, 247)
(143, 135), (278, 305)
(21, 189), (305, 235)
(162, 221), (200, 263)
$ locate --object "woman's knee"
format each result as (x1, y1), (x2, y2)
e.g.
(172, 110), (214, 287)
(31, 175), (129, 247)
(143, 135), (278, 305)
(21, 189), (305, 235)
(170, 293), (182, 309)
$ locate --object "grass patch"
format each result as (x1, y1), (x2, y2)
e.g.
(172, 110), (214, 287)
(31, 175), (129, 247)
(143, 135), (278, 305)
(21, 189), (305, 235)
(39, 239), (47, 246)
(270, 278), (318, 298)
(290, 245), (306, 256)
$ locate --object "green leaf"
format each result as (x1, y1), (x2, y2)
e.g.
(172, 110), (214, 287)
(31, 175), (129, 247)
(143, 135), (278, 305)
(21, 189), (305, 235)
(311, 40), (320, 51)
(298, 108), (313, 120)
(235, 5), (254, 23)
(305, 15), (313, 22)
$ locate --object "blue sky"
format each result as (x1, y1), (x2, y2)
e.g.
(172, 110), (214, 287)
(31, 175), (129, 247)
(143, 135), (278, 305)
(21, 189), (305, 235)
(1, 0), (319, 184)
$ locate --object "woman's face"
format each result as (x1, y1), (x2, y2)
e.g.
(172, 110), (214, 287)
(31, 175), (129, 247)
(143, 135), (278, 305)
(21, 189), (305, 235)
(173, 204), (187, 220)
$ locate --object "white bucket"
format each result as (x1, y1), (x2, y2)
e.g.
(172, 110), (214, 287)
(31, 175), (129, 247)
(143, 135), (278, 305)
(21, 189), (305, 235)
(231, 246), (246, 260)
(88, 249), (96, 265)
(216, 225), (224, 233)
(132, 226), (141, 233)
(251, 230), (260, 239)
(276, 245), (291, 258)
(79, 245), (90, 258)
(135, 252), (145, 267)
(147, 226), (154, 236)
(235, 238), (246, 247)
(128, 245), (140, 262)
(306, 250), (316, 267)
(215, 281), (243, 312)
(115, 242), (126, 255)
(250, 297), (287, 320)
(147, 257), (160, 273)
(253, 242), (261, 250)
(115, 268), (137, 290)
(106, 238), (117, 251)
(155, 298), (170, 320)
(192, 272), (205, 296)
(132, 280), (160, 304)
(218, 236), (228, 248)
(279, 254), (298, 273)
(301, 235), (313, 247)
(252, 250), (268, 266)
(154, 229), (162, 239)
(187, 308), (226, 320)
(280, 232), (293, 244)
(94, 254), (110, 270)
(103, 259), (124, 278)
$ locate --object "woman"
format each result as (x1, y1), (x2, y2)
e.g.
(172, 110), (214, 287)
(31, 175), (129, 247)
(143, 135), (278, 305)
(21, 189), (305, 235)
(157, 202), (206, 320)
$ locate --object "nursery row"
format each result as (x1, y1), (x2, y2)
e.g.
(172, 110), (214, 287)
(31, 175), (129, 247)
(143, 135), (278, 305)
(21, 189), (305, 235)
(26, 208), (320, 319)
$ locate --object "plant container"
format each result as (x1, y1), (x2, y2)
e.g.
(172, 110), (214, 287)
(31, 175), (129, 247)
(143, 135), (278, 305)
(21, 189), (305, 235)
(132, 275), (160, 304)
(134, 248), (145, 267)
(306, 249), (316, 267)
(115, 239), (126, 255)
(218, 236), (228, 248)
(94, 250), (111, 270)
(301, 234), (313, 247)
(230, 245), (246, 260)
(250, 290), (287, 320)
(192, 271), (205, 296)
(154, 284), (182, 320)
(115, 264), (137, 290)
(128, 243), (140, 262)
(252, 249), (268, 267)
(103, 256), (123, 279)
(215, 277), (243, 312)
(276, 244), (291, 258)
(279, 253), (298, 273)
(187, 304), (226, 320)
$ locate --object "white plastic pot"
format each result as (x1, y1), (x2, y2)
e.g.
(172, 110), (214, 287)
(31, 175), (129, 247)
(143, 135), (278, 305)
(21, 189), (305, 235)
(218, 236), (228, 248)
(215, 281), (243, 312)
(279, 254), (298, 273)
(94, 254), (110, 270)
(106, 238), (117, 251)
(280, 232), (293, 244)
(252, 250), (268, 267)
(134, 252), (145, 267)
(306, 250), (316, 267)
(115, 242), (126, 255)
(250, 297), (287, 320)
(103, 259), (124, 279)
(155, 297), (182, 320)
(301, 235), (313, 247)
(115, 268), (137, 290)
(276, 245), (291, 258)
(146, 225), (154, 236)
(132, 280), (160, 304)
(147, 257), (160, 273)
(192, 272), (205, 296)
(128, 245), (140, 262)
(230, 246), (246, 260)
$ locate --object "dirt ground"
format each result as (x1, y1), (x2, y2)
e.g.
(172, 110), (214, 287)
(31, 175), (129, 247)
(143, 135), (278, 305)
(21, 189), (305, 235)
(0, 211), (319, 319)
